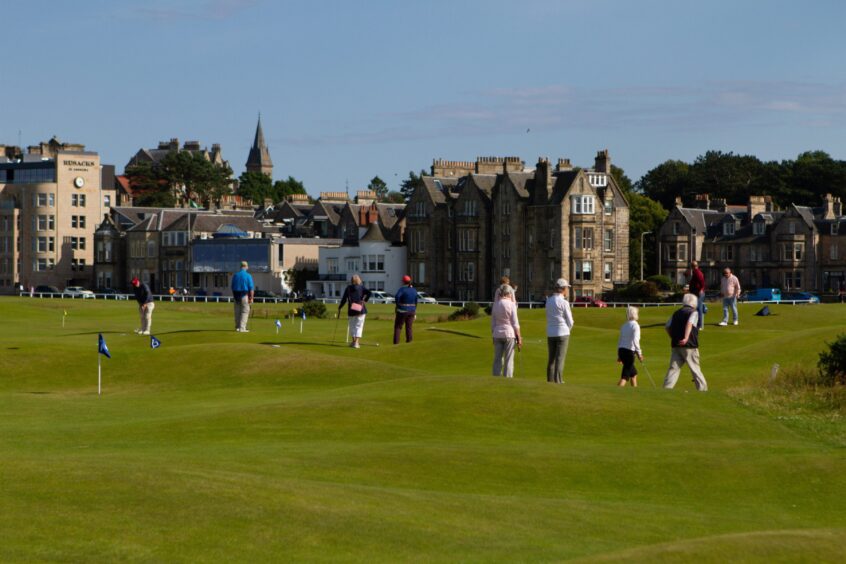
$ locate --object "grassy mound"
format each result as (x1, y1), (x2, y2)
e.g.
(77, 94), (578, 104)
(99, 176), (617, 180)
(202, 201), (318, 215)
(1, 298), (845, 561)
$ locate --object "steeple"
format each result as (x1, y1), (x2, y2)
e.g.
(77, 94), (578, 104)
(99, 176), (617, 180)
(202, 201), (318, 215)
(245, 114), (273, 177)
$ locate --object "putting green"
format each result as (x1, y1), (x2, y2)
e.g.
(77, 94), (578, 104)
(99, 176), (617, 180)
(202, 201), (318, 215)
(1, 298), (844, 562)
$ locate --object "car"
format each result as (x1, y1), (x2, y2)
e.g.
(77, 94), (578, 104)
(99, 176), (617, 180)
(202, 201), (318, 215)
(253, 290), (278, 299)
(368, 290), (395, 304)
(781, 291), (820, 303)
(416, 291), (437, 304)
(572, 296), (608, 308)
(95, 287), (129, 300)
(740, 288), (782, 302)
(63, 286), (95, 298)
(34, 285), (61, 294)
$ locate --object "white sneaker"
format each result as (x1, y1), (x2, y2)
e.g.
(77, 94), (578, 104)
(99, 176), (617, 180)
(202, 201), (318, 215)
(133, 328), (141, 334)
(353, 343), (360, 349)
(235, 328), (241, 332)
(733, 320), (739, 326)
(240, 329), (250, 333)
(718, 321), (728, 326)
(140, 330), (150, 335)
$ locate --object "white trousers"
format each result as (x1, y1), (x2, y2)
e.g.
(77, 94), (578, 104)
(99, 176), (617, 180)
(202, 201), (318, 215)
(348, 314), (366, 338)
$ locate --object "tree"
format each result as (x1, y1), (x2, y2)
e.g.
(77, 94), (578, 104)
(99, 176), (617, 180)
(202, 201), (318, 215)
(610, 164), (633, 194)
(273, 176), (307, 201)
(636, 160), (691, 209)
(400, 169), (427, 202)
(628, 191), (668, 280)
(384, 191), (405, 204)
(238, 171), (273, 204)
(126, 161), (176, 207)
(367, 176), (388, 200)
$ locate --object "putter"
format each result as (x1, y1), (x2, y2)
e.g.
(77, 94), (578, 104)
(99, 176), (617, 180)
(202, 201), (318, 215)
(640, 358), (657, 388)
(331, 312), (341, 344)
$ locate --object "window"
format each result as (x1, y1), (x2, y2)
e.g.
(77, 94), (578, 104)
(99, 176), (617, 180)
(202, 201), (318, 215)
(71, 215), (86, 229)
(572, 195), (595, 214)
(104, 194), (111, 208)
(720, 245), (734, 261)
(37, 215), (55, 231)
(753, 222), (765, 236)
(549, 260), (556, 282)
(70, 237), (86, 250)
(36, 236), (54, 253)
(831, 243), (838, 261)
(783, 243), (803, 261)
(574, 260), (593, 281)
(678, 243), (688, 261)
(418, 262), (425, 284)
(459, 262), (475, 281)
(604, 229), (614, 252)
(363, 254), (384, 272)
(447, 264), (453, 283)
(71, 258), (86, 271)
(672, 222), (680, 235)
(750, 246), (763, 262)
(832, 222), (839, 236)
(705, 246), (714, 261)
(788, 221), (796, 234)
(459, 229), (476, 252)
(327, 258), (339, 274)
(574, 227), (593, 250)
(503, 199), (511, 216)
(784, 271), (802, 289)
(72, 194), (86, 207)
(147, 240), (157, 257)
(604, 262), (613, 282)
(34, 193), (54, 207)
(346, 259), (358, 272)
(463, 200), (477, 217)
(604, 199), (613, 215)
(666, 244), (677, 261)
(723, 222), (735, 236)
(35, 258), (47, 272)
(549, 227), (555, 249)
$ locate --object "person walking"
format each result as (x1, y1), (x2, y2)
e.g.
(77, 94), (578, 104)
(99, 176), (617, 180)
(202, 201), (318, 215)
(617, 306), (644, 387)
(545, 278), (574, 384)
(339, 275), (371, 349)
(719, 267), (741, 326)
(393, 275), (418, 344)
(131, 277), (155, 335)
(491, 284), (522, 378)
(663, 293), (708, 391)
(231, 261), (255, 332)
(688, 260), (706, 330)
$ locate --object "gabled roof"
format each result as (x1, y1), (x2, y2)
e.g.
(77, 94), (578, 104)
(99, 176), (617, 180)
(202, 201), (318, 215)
(421, 176), (452, 205)
(377, 203), (405, 229)
(676, 207), (723, 234)
(794, 205), (816, 228)
(549, 170), (580, 205)
(360, 221), (388, 242)
(467, 174), (497, 200)
(128, 214), (158, 232)
(503, 171), (534, 198)
(193, 214), (263, 233)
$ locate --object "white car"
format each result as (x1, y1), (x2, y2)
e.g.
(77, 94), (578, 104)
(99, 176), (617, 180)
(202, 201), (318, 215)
(368, 290), (395, 304)
(417, 291), (437, 304)
(63, 286), (95, 299)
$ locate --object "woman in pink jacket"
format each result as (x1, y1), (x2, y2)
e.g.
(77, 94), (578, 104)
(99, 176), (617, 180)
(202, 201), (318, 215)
(491, 284), (523, 378)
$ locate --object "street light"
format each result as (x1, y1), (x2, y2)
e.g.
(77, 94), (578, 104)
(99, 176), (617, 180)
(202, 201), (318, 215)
(640, 231), (652, 281)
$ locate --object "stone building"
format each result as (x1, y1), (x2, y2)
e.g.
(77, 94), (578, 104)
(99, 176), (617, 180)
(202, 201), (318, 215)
(657, 193), (846, 292)
(0, 139), (117, 292)
(245, 116), (273, 178)
(406, 151), (630, 301)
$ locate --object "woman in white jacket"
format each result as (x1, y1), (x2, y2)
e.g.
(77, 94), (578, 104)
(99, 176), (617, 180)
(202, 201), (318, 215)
(617, 306), (644, 387)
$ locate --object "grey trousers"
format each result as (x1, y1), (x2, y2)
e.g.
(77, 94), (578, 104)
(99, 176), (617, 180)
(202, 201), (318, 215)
(663, 347), (708, 391)
(492, 338), (516, 378)
(234, 295), (251, 330)
(139, 302), (154, 333)
(547, 336), (570, 384)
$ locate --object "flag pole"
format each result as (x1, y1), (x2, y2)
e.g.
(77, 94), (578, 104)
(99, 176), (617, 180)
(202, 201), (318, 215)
(98, 354), (101, 396)
(299, 318), (303, 334)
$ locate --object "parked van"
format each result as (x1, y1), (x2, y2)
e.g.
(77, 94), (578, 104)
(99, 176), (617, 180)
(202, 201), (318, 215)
(740, 288), (782, 302)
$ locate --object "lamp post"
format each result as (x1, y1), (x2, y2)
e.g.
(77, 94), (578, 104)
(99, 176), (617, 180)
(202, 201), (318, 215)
(640, 231), (652, 281)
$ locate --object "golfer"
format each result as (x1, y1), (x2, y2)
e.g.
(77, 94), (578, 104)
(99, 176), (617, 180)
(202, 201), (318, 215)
(339, 274), (371, 349)
(393, 275), (418, 344)
(719, 267), (741, 326)
(491, 284), (522, 377)
(545, 278), (574, 384)
(231, 261), (255, 332)
(688, 260), (706, 330)
(131, 277), (154, 335)
(663, 293), (708, 391)
(617, 306), (643, 387)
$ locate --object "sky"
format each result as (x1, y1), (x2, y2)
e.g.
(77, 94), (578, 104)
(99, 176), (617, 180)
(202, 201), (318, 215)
(2, 0), (845, 196)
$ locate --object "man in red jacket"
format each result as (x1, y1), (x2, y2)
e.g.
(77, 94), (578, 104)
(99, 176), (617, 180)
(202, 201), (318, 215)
(688, 260), (706, 330)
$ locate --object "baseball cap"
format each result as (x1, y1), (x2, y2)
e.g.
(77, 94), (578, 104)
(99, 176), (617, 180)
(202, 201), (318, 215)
(555, 278), (570, 289)
(131, 277), (140, 286)
(402, 275), (412, 283)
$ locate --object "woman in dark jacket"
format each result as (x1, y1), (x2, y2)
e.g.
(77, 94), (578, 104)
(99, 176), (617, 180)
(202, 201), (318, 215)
(338, 274), (371, 349)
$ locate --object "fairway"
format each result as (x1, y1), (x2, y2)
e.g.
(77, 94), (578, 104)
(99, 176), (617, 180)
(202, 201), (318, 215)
(1, 298), (845, 562)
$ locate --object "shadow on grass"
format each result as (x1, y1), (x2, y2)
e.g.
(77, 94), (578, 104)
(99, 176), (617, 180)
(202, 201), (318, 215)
(259, 341), (383, 348)
(426, 328), (482, 339)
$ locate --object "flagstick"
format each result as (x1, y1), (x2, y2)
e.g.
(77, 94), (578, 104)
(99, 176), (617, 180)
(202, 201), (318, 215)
(346, 325), (350, 343)
(98, 354), (101, 396)
(276, 325), (279, 335)
(299, 318), (303, 334)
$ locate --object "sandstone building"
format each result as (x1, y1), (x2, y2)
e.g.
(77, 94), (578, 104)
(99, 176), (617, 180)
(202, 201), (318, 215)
(406, 151), (630, 301)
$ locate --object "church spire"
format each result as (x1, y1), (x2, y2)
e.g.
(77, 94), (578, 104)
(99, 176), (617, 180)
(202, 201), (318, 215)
(246, 114), (273, 177)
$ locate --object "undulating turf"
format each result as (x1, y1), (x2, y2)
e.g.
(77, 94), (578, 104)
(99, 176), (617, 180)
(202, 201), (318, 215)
(1, 297), (844, 562)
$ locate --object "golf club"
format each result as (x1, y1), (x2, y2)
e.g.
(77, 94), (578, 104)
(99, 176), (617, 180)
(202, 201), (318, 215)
(331, 311), (340, 344)
(640, 358), (657, 388)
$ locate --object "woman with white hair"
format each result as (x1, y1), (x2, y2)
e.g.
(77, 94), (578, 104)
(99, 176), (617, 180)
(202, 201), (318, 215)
(617, 306), (644, 387)
(490, 284), (522, 377)
(338, 274), (371, 349)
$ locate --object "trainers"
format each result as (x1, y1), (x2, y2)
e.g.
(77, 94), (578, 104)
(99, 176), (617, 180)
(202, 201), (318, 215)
(235, 328), (241, 332)
(240, 329), (250, 333)
(718, 321), (727, 326)
(140, 330), (150, 335)
(353, 343), (360, 349)
(733, 320), (739, 326)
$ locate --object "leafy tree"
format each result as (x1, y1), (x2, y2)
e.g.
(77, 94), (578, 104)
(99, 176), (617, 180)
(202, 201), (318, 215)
(126, 161), (176, 207)
(628, 191), (667, 280)
(238, 171), (273, 204)
(400, 169), (427, 202)
(636, 160), (691, 209)
(610, 164), (633, 194)
(367, 176), (388, 200)
(273, 176), (307, 201)
(384, 191), (405, 204)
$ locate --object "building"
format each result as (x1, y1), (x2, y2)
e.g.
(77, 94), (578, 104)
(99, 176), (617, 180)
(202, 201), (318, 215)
(0, 139), (117, 292)
(126, 138), (228, 170)
(406, 151), (630, 301)
(245, 116), (273, 178)
(657, 193), (846, 292)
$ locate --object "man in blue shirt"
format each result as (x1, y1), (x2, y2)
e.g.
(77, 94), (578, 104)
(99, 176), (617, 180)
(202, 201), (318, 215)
(394, 275), (418, 344)
(231, 261), (255, 332)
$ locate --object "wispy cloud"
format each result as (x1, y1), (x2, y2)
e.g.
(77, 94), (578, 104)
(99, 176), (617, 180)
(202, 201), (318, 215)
(276, 80), (846, 147)
(132, 0), (259, 22)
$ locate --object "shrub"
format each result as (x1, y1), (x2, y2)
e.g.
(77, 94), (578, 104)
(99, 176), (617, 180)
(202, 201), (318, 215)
(617, 281), (660, 302)
(647, 274), (674, 291)
(818, 334), (846, 386)
(301, 300), (328, 319)
(449, 301), (481, 321)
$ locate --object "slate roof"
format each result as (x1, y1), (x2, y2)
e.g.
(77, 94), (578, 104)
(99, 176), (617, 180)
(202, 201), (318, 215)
(504, 171), (534, 198)
(360, 221), (388, 242)
(246, 117), (273, 169)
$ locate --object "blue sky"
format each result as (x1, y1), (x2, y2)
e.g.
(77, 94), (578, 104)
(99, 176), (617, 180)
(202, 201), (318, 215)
(2, 0), (845, 196)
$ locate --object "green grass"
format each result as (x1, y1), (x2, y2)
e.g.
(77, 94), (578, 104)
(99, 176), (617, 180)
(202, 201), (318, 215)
(1, 298), (845, 562)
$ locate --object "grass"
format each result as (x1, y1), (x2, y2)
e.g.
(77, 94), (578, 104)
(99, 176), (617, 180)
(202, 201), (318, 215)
(1, 298), (845, 562)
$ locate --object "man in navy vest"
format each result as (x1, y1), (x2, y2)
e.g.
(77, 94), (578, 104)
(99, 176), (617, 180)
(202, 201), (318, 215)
(663, 293), (708, 391)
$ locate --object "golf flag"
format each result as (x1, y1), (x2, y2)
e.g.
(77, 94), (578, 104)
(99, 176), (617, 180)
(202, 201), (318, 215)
(64, 310), (68, 317)
(62, 309), (68, 328)
(150, 336), (162, 349)
(98, 333), (111, 359)
(300, 309), (306, 320)
(275, 319), (282, 328)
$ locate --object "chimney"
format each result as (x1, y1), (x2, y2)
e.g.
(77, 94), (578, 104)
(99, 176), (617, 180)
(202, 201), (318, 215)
(533, 157), (552, 204)
(556, 158), (572, 172)
(711, 198), (727, 212)
(765, 195), (775, 212)
(747, 195), (766, 219)
(594, 149), (611, 173)
(823, 193), (835, 219)
(694, 193), (711, 210)
(674, 196), (683, 208)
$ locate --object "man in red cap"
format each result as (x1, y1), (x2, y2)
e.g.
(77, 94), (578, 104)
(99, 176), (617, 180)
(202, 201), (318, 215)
(130, 277), (155, 335)
(393, 275), (419, 344)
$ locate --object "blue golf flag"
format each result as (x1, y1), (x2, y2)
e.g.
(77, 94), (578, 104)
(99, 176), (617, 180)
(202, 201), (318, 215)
(300, 309), (306, 320)
(275, 319), (282, 328)
(98, 334), (111, 359)
(151, 336), (161, 349)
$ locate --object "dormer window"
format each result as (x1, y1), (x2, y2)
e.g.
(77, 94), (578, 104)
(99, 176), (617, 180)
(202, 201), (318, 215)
(603, 199), (613, 215)
(672, 222), (680, 235)
(753, 222), (765, 236)
(723, 222), (735, 236)
(588, 174), (607, 187)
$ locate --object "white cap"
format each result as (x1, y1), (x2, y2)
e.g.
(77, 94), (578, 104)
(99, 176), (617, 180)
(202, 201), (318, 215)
(555, 278), (570, 289)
